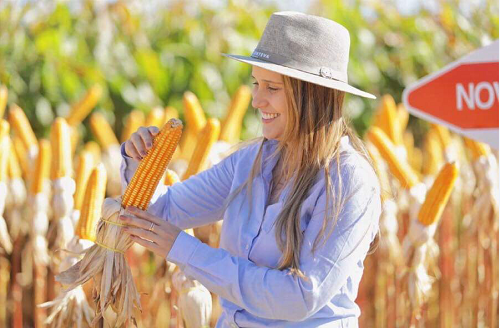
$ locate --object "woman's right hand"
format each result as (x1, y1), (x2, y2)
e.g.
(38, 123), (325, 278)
(124, 126), (160, 160)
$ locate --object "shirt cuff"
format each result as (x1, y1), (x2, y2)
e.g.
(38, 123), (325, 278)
(166, 230), (201, 269)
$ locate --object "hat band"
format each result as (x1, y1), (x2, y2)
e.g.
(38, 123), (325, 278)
(251, 49), (348, 83)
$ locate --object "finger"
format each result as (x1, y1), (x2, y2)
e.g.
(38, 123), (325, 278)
(123, 226), (160, 243)
(119, 214), (153, 231)
(126, 206), (164, 225)
(125, 142), (142, 160)
(148, 126), (160, 136)
(138, 127), (154, 151)
(131, 133), (147, 158)
(129, 234), (162, 253)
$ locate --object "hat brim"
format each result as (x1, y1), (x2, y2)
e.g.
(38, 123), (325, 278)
(222, 53), (376, 99)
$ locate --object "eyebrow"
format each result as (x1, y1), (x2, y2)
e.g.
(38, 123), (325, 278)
(251, 75), (283, 84)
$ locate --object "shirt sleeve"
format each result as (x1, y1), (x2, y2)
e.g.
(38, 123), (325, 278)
(120, 142), (237, 229)
(166, 160), (382, 321)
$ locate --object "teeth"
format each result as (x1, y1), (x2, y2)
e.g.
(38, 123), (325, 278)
(262, 112), (280, 119)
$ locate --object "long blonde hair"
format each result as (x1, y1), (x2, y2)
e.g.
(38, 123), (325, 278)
(223, 74), (380, 279)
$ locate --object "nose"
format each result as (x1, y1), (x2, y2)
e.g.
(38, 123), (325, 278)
(251, 87), (268, 109)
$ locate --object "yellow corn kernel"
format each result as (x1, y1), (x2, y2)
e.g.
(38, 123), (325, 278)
(30, 139), (51, 194)
(75, 163), (107, 241)
(70, 126), (80, 159)
(423, 129), (443, 176)
(418, 162), (459, 226)
(0, 120), (10, 182)
(122, 118), (183, 210)
(220, 85), (251, 144)
(463, 137), (490, 160)
(50, 118), (73, 179)
(83, 141), (101, 165)
(66, 85), (103, 127)
(180, 92), (207, 159)
(0, 86), (7, 119)
(7, 139), (22, 179)
(73, 151), (95, 211)
(431, 124), (451, 149)
(366, 143), (391, 201)
(145, 106), (165, 128)
(366, 127), (419, 189)
(8, 104), (37, 151)
(373, 95), (402, 145)
(182, 118), (221, 180)
(89, 112), (119, 150)
(164, 106), (179, 122)
(164, 169), (180, 186)
(397, 103), (409, 133)
(121, 110), (145, 143)
(12, 136), (28, 178)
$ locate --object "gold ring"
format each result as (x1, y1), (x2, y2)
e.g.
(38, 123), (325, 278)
(149, 222), (155, 232)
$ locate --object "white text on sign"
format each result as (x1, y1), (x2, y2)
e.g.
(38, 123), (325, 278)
(456, 82), (499, 110)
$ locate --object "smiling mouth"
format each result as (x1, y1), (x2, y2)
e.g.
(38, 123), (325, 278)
(261, 112), (280, 120)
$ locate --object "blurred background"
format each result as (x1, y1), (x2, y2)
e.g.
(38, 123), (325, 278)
(1, 0), (497, 143)
(0, 1), (498, 328)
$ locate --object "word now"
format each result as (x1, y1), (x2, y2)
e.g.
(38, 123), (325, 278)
(457, 82), (499, 110)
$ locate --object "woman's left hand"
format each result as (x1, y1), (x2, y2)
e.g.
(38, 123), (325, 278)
(119, 206), (182, 258)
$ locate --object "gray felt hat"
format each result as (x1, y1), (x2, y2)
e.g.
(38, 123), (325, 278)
(222, 11), (376, 99)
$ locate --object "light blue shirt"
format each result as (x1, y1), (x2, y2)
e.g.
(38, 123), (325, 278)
(120, 135), (381, 328)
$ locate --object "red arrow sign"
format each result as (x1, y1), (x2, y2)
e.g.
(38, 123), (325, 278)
(403, 40), (499, 148)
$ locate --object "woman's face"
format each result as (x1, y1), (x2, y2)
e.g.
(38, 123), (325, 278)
(251, 66), (288, 140)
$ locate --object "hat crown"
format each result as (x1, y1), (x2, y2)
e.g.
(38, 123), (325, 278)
(253, 11), (351, 82)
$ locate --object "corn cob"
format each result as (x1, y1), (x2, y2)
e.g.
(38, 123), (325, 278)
(220, 85), (251, 144)
(0, 120), (9, 182)
(70, 126), (80, 159)
(75, 164), (107, 241)
(397, 103), (409, 133)
(182, 118), (221, 180)
(164, 106), (179, 122)
(366, 127), (419, 189)
(89, 112), (119, 150)
(121, 110), (145, 143)
(374, 95), (402, 145)
(50, 118), (73, 179)
(180, 92), (207, 160)
(431, 124), (451, 149)
(164, 169), (180, 186)
(123, 118), (183, 210)
(418, 162), (459, 226)
(66, 85), (103, 126)
(8, 104), (37, 152)
(463, 137), (490, 160)
(30, 139), (51, 195)
(145, 106), (165, 128)
(73, 151), (94, 211)
(0, 86), (7, 119)
(7, 140), (22, 180)
(83, 141), (101, 165)
(423, 129), (443, 176)
(12, 136), (28, 178)
(56, 118), (183, 327)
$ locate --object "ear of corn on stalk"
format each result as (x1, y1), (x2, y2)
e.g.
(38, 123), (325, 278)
(164, 169), (180, 186)
(182, 118), (221, 180)
(464, 137), (490, 160)
(30, 139), (51, 195)
(418, 162), (459, 226)
(397, 103), (409, 133)
(423, 129), (443, 176)
(431, 124), (451, 149)
(89, 112), (119, 150)
(0, 119), (13, 253)
(0, 86), (7, 119)
(180, 91), (207, 160)
(8, 104), (37, 154)
(164, 106), (179, 121)
(374, 95), (402, 145)
(121, 110), (145, 143)
(75, 164), (107, 241)
(12, 136), (28, 179)
(73, 151), (94, 211)
(366, 127), (419, 189)
(56, 118), (183, 327)
(66, 85), (102, 127)
(83, 141), (101, 165)
(7, 139), (22, 180)
(50, 118), (73, 180)
(220, 85), (251, 144)
(145, 106), (165, 128)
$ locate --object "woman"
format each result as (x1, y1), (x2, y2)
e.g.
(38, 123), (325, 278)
(119, 11), (381, 327)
